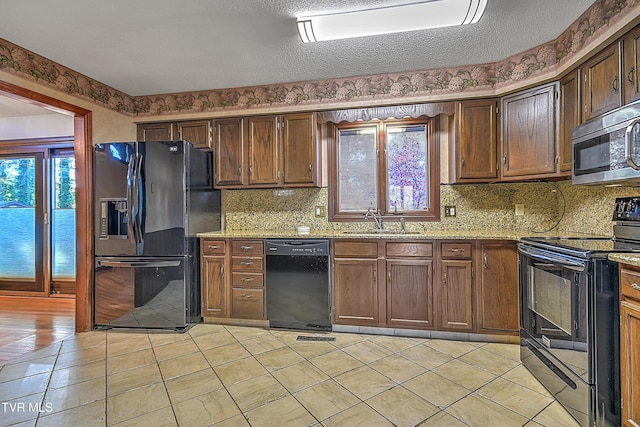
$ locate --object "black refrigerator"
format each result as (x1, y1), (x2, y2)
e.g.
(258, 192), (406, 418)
(93, 140), (220, 331)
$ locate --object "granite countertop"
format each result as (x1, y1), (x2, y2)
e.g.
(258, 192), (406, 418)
(609, 253), (640, 267)
(197, 229), (524, 240)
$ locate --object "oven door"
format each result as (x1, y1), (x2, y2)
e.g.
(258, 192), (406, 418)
(518, 244), (591, 385)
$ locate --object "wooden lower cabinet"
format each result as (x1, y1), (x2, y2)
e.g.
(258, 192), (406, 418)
(201, 256), (227, 317)
(386, 259), (434, 328)
(231, 240), (265, 320)
(619, 264), (640, 427)
(440, 259), (474, 331)
(200, 239), (228, 318)
(476, 240), (519, 334)
(332, 257), (379, 326)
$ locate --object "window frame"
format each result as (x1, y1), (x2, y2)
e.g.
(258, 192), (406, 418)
(328, 116), (440, 222)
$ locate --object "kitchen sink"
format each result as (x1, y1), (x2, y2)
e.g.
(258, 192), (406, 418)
(341, 230), (421, 235)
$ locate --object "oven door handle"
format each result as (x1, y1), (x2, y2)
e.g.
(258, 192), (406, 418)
(518, 245), (586, 272)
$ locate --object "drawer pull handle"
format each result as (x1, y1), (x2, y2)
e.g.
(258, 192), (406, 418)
(632, 283), (640, 291)
(449, 248), (464, 253)
(208, 245), (220, 249)
(240, 246), (254, 251)
(243, 294), (253, 298)
(242, 277), (254, 282)
(240, 261), (254, 266)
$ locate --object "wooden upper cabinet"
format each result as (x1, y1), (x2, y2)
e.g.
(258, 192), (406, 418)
(623, 25), (640, 105)
(176, 120), (212, 150)
(247, 116), (279, 187)
(558, 71), (580, 174)
(137, 122), (174, 141)
(282, 113), (318, 186)
(214, 118), (246, 187)
(581, 42), (622, 122)
(453, 99), (498, 182)
(501, 82), (558, 179)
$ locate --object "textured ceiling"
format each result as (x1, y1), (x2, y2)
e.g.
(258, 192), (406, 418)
(0, 0), (595, 98)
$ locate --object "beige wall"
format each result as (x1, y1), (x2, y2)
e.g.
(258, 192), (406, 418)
(0, 72), (136, 143)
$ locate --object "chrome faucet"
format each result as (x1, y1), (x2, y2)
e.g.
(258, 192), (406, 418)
(364, 207), (384, 230)
(400, 216), (406, 232)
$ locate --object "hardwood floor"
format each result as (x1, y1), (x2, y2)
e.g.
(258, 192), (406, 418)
(0, 296), (75, 365)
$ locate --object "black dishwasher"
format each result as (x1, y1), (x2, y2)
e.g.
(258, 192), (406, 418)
(265, 239), (331, 331)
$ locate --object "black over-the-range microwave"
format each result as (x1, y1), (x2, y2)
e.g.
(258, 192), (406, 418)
(572, 99), (640, 185)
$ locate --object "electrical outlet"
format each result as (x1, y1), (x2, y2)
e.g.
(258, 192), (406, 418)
(444, 205), (456, 217)
(515, 204), (525, 216)
(314, 206), (326, 217)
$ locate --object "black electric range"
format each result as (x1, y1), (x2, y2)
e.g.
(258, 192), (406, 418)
(518, 196), (640, 427)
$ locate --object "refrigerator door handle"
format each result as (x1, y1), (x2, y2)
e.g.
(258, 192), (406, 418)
(98, 260), (182, 268)
(134, 153), (144, 246)
(126, 155), (136, 245)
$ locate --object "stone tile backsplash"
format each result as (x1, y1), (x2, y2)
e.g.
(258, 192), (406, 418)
(223, 181), (639, 237)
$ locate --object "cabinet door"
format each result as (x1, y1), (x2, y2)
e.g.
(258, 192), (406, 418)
(137, 122), (174, 141)
(333, 258), (379, 326)
(386, 259), (434, 329)
(214, 118), (245, 187)
(454, 99), (498, 181)
(501, 83), (557, 178)
(623, 25), (640, 105)
(620, 299), (640, 427)
(177, 120), (212, 150)
(282, 113), (318, 186)
(477, 241), (518, 334)
(201, 256), (228, 317)
(582, 42), (622, 122)
(440, 260), (473, 331)
(247, 116), (279, 187)
(558, 71), (580, 174)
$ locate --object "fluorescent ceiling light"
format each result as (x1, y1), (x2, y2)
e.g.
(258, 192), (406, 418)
(297, 0), (487, 43)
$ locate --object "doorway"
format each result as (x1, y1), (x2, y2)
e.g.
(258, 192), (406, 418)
(0, 80), (92, 333)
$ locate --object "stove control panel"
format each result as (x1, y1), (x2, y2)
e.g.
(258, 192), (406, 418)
(613, 197), (640, 221)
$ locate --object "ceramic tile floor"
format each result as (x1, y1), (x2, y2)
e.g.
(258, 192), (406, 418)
(0, 324), (581, 427)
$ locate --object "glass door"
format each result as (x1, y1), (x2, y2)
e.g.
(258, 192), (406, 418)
(0, 153), (45, 292)
(50, 149), (76, 294)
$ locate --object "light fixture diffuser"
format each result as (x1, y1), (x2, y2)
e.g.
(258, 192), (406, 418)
(297, 0), (487, 43)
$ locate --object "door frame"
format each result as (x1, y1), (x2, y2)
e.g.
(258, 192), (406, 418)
(0, 80), (93, 332)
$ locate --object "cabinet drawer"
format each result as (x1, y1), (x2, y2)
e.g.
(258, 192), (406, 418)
(386, 242), (433, 258)
(232, 272), (263, 287)
(201, 239), (226, 256)
(333, 241), (378, 257)
(232, 288), (264, 319)
(620, 266), (640, 301)
(232, 240), (264, 255)
(441, 242), (472, 259)
(231, 256), (263, 271)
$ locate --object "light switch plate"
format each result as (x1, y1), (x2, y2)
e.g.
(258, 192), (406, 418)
(315, 206), (326, 217)
(515, 204), (525, 216)
(444, 205), (456, 217)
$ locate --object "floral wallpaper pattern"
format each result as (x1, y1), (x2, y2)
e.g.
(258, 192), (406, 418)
(0, 0), (637, 117)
